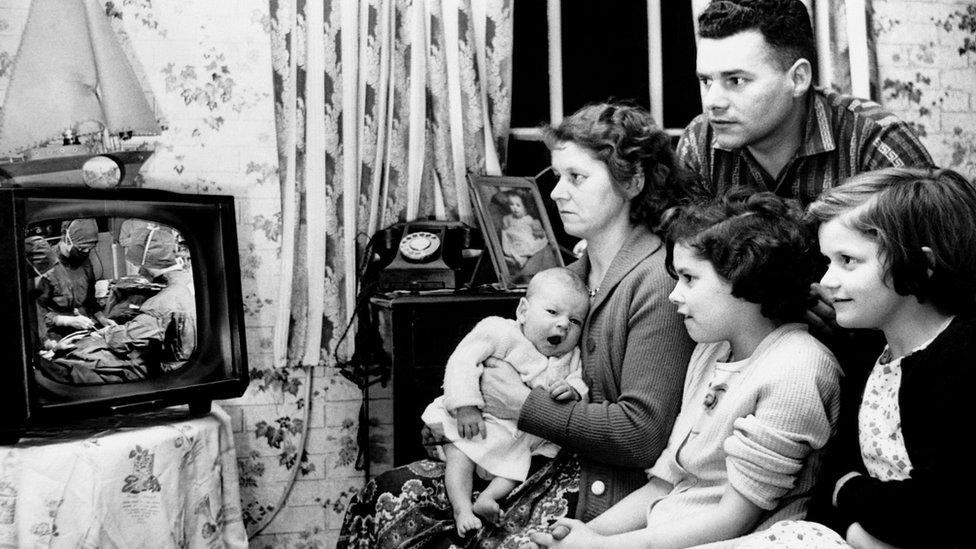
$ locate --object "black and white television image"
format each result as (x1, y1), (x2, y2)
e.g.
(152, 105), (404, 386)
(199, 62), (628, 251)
(27, 218), (196, 385)
(0, 186), (248, 442)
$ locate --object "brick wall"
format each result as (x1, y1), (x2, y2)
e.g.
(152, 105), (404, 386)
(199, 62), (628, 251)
(874, 0), (976, 178)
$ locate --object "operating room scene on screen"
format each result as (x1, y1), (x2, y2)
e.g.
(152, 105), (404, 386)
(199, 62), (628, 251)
(24, 217), (197, 385)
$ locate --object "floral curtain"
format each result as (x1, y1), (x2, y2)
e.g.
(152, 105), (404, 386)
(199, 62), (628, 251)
(267, 0), (512, 368)
(811, 0), (879, 97)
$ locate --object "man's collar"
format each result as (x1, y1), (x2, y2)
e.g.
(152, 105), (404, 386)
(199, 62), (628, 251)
(797, 87), (836, 156)
(709, 87), (836, 157)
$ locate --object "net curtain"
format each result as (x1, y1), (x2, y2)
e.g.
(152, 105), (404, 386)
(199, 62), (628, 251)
(268, 0), (513, 367)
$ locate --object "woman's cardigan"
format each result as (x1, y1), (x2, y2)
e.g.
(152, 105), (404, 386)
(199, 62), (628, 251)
(811, 315), (976, 548)
(517, 224), (695, 520)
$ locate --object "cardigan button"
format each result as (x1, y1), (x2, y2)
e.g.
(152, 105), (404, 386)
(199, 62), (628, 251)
(590, 480), (606, 496)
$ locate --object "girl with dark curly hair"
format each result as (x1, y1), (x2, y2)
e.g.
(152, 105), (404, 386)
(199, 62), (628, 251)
(337, 102), (698, 548)
(530, 191), (842, 548)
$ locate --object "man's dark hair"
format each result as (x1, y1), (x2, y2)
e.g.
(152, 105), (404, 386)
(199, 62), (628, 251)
(698, 0), (817, 74)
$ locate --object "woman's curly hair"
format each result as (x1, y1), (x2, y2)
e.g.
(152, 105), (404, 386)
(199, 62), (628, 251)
(662, 189), (821, 322)
(543, 102), (706, 230)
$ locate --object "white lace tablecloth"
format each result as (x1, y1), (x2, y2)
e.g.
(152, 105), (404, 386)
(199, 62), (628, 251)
(0, 405), (247, 549)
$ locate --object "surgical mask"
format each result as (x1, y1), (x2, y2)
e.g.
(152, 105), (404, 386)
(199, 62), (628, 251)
(63, 229), (94, 261)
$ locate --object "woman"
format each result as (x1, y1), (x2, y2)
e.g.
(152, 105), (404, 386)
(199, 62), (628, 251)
(337, 102), (697, 548)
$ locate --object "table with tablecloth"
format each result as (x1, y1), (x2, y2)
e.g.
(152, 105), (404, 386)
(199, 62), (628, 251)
(0, 404), (247, 548)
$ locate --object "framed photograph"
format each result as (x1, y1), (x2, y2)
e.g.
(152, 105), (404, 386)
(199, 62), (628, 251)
(467, 175), (564, 289)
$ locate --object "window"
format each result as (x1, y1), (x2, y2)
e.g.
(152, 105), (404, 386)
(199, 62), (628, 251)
(505, 2), (702, 252)
(506, 1), (701, 176)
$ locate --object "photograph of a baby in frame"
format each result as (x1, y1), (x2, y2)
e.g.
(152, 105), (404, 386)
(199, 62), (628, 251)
(469, 176), (563, 288)
(498, 190), (548, 268)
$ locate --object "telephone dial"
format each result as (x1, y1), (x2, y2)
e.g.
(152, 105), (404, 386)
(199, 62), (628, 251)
(370, 219), (493, 291)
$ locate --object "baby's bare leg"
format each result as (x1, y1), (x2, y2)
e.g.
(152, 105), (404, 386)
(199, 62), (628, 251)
(472, 476), (518, 525)
(443, 444), (483, 536)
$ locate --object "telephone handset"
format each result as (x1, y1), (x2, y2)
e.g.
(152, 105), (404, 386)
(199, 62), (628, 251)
(370, 220), (492, 291)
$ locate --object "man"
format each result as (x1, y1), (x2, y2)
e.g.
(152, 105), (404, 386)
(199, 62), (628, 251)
(677, 0), (933, 206)
(98, 225), (196, 371)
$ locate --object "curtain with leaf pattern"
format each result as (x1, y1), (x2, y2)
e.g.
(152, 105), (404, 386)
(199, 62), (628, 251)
(815, 0), (879, 97)
(267, 0), (512, 369)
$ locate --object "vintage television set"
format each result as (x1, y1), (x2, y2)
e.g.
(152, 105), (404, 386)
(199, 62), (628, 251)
(0, 185), (248, 442)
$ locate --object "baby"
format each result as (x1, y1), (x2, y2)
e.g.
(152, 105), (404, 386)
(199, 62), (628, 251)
(421, 267), (589, 535)
(500, 191), (548, 269)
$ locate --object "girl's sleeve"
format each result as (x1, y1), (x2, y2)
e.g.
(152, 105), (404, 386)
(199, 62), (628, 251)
(804, 361), (872, 533)
(518, 262), (694, 468)
(724, 344), (841, 510)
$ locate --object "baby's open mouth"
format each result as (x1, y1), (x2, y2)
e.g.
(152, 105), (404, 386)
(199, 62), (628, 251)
(547, 335), (563, 346)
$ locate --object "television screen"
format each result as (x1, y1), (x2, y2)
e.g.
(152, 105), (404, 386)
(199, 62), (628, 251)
(0, 186), (248, 440)
(27, 217), (197, 385)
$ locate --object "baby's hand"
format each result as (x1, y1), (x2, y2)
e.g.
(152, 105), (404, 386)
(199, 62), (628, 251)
(455, 406), (486, 440)
(549, 380), (580, 401)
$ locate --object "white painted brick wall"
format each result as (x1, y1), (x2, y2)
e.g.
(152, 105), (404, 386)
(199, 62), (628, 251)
(875, 0), (976, 178)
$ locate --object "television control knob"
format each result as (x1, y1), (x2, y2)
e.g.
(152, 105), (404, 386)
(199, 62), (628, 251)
(399, 231), (441, 261)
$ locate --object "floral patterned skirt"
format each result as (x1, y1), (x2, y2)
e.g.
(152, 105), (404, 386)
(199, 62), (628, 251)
(337, 454), (580, 549)
(734, 520), (850, 548)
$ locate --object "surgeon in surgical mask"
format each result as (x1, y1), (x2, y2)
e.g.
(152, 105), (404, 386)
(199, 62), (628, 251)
(37, 219), (109, 338)
(97, 225), (197, 369)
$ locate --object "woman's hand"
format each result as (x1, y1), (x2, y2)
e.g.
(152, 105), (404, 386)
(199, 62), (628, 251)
(420, 425), (444, 460)
(481, 357), (531, 420)
(526, 519), (603, 548)
(846, 522), (901, 549)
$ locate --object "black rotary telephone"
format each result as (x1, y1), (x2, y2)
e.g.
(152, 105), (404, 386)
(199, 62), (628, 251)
(370, 219), (493, 291)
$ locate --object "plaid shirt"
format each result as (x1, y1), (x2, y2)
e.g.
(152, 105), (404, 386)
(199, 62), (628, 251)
(676, 87), (934, 206)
